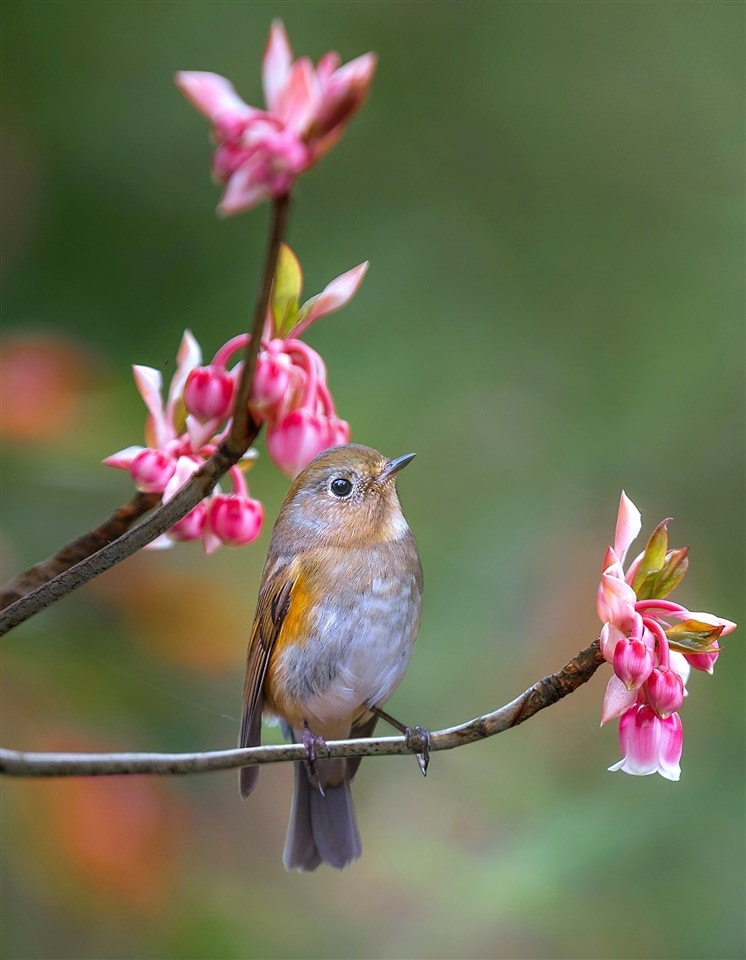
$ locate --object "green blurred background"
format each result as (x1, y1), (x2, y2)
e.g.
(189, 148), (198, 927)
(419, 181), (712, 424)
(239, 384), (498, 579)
(1, 2), (743, 958)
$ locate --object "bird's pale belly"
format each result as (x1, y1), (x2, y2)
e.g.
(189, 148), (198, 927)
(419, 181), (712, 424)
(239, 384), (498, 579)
(269, 571), (422, 728)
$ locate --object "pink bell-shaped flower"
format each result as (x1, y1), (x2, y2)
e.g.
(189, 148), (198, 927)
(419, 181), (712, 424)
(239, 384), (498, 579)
(250, 344), (300, 423)
(266, 407), (335, 478)
(168, 502), (208, 542)
(184, 365), (235, 424)
(608, 705), (683, 781)
(644, 667), (685, 718)
(612, 636), (655, 691)
(129, 448), (176, 494)
(209, 494), (263, 547)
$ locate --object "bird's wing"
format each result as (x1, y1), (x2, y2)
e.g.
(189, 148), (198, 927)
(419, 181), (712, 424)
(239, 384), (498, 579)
(239, 558), (297, 798)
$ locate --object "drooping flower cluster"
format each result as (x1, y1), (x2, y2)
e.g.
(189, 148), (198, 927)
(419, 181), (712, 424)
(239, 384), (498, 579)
(176, 20), (376, 215)
(104, 246), (366, 550)
(597, 492), (737, 780)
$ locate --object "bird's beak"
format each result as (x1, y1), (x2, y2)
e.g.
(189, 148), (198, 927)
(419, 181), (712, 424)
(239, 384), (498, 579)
(378, 452), (416, 483)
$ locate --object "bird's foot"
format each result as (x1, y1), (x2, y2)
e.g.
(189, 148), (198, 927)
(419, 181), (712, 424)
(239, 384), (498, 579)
(302, 721), (331, 791)
(370, 706), (430, 777)
(405, 725), (431, 777)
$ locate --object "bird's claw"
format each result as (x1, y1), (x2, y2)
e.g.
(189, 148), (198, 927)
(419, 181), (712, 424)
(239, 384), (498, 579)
(405, 725), (431, 776)
(302, 723), (330, 790)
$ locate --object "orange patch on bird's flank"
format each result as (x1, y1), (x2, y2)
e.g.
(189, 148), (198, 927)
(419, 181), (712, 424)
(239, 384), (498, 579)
(263, 570), (316, 720)
(275, 572), (316, 654)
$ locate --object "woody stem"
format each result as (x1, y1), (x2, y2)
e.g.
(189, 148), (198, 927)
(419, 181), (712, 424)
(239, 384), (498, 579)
(0, 639), (606, 776)
(227, 192), (292, 452)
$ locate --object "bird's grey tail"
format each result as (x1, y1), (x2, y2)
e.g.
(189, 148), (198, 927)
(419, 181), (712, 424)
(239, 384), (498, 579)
(283, 763), (361, 872)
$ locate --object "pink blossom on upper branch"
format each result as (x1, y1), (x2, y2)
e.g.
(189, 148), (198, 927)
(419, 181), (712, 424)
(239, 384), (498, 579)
(103, 247), (365, 545)
(175, 20), (377, 215)
(597, 492), (737, 780)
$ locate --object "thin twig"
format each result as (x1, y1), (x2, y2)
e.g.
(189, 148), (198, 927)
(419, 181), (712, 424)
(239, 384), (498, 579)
(0, 639), (605, 777)
(0, 195), (292, 639)
(228, 192), (291, 451)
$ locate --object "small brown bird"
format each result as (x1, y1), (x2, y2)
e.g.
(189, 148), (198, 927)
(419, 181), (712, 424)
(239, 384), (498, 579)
(239, 443), (423, 871)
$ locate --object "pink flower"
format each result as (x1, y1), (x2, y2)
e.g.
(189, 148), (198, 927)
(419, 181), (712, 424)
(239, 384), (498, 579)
(160, 456), (208, 546)
(598, 492), (737, 779)
(176, 21), (377, 215)
(643, 667), (685, 718)
(612, 636), (655, 691)
(169, 502), (208, 543)
(609, 706), (683, 781)
(203, 464), (264, 552)
(208, 494), (263, 549)
(184, 365), (235, 424)
(685, 646), (719, 675)
(128, 448), (176, 494)
(266, 407), (350, 478)
(251, 341), (303, 423)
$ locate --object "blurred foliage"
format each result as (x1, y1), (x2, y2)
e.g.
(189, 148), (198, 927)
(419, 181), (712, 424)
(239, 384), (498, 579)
(1, 2), (744, 958)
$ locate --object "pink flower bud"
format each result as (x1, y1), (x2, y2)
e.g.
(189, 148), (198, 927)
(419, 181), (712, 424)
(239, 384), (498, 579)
(168, 502), (208, 542)
(209, 494), (263, 547)
(685, 643), (720, 675)
(251, 347), (296, 421)
(612, 637), (655, 690)
(184, 366), (235, 423)
(266, 407), (336, 478)
(643, 667), (685, 717)
(129, 448), (176, 493)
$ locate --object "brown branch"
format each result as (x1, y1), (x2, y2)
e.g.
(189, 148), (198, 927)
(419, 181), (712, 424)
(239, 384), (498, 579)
(0, 491), (160, 610)
(0, 638), (605, 777)
(228, 191), (291, 451)
(0, 446), (240, 636)
(0, 194), (292, 638)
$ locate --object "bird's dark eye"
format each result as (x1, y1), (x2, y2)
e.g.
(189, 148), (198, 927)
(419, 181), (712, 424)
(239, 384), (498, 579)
(330, 477), (353, 498)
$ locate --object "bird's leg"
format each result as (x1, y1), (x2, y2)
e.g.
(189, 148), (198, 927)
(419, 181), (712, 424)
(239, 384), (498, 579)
(301, 719), (331, 793)
(370, 706), (430, 776)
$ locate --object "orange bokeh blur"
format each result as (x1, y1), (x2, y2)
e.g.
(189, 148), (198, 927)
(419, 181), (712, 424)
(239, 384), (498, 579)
(92, 557), (249, 673)
(0, 333), (100, 442)
(14, 733), (188, 915)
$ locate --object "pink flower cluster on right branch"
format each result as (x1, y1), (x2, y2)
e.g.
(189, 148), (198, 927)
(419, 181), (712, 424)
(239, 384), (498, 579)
(597, 492), (737, 781)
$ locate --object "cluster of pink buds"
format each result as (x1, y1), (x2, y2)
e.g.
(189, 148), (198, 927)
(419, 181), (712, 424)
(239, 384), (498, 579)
(176, 20), (376, 215)
(213, 244), (366, 477)
(103, 246), (365, 550)
(103, 331), (262, 553)
(597, 492), (736, 780)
